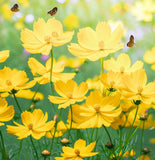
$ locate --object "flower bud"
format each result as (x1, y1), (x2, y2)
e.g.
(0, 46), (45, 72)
(30, 103), (35, 109)
(142, 147), (151, 154)
(61, 138), (70, 144)
(105, 142), (114, 149)
(34, 97), (40, 103)
(42, 149), (51, 156)
(53, 115), (58, 122)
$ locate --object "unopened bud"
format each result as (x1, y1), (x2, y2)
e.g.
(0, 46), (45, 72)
(105, 142), (114, 149)
(53, 115), (58, 122)
(133, 100), (142, 106)
(42, 149), (51, 156)
(6, 153), (9, 159)
(30, 103), (35, 109)
(61, 138), (70, 144)
(34, 97), (40, 103)
(142, 147), (151, 154)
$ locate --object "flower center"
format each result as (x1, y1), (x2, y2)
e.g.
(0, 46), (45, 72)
(120, 66), (125, 73)
(52, 32), (59, 38)
(6, 80), (12, 86)
(75, 149), (80, 156)
(44, 36), (52, 44)
(99, 41), (104, 50)
(28, 124), (33, 130)
(94, 104), (100, 113)
(66, 92), (72, 99)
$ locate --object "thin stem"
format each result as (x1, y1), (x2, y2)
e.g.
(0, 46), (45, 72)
(68, 105), (73, 139)
(86, 129), (91, 143)
(140, 121), (145, 157)
(28, 84), (41, 110)
(18, 139), (23, 160)
(103, 125), (112, 144)
(30, 136), (39, 160)
(50, 122), (57, 151)
(100, 58), (104, 74)
(12, 93), (22, 113)
(50, 49), (55, 96)
(0, 130), (7, 160)
(119, 127), (122, 150)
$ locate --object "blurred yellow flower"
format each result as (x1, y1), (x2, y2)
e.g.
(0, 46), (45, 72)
(0, 50), (9, 63)
(49, 80), (88, 109)
(28, 57), (75, 84)
(7, 109), (55, 139)
(63, 14), (79, 30)
(121, 69), (155, 104)
(55, 139), (98, 160)
(57, 55), (85, 68)
(17, 0), (29, 7)
(130, 0), (155, 22)
(21, 18), (74, 55)
(71, 91), (121, 128)
(137, 155), (151, 160)
(1, 3), (13, 20)
(104, 53), (143, 74)
(46, 121), (69, 138)
(0, 97), (14, 126)
(143, 47), (155, 70)
(0, 67), (36, 93)
(68, 21), (124, 61)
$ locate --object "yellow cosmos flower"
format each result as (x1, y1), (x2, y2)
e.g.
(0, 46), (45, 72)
(71, 91), (121, 128)
(68, 22), (124, 61)
(7, 109), (55, 139)
(100, 71), (123, 92)
(17, 0), (29, 7)
(143, 47), (155, 70)
(0, 67), (36, 93)
(49, 80), (88, 109)
(0, 97), (14, 126)
(28, 57), (75, 84)
(57, 55), (85, 68)
(46, 121), (69, 138)
(130, 0), (155, 22)
(63, 14), (79, 30)
(0, 50), (9, 63)
(55, 139), (98, 160)
(21, 18), (74, 55)
(104, 53), (143, 74)
(137, 155), (151, 160)
(1, 3), (13, 20)
(121, 69), (155, 104)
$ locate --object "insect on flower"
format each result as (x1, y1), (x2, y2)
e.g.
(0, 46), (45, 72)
(11, 4), (19, 12)
(48, 7), (58, 16)
(127, 35), (134, 47)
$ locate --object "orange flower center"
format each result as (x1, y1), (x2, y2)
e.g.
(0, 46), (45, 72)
(120, 66), (125, 73)
(99, 41), (104, 50)
(75, 149), (80, 156)
(52, 32), (59, 38)
(66, 92), (72, 99)
(94, 104), (100, 113)
(6, 80), (12, 86)
(44, 36), (52, 44)
(28, 124), (33, 130)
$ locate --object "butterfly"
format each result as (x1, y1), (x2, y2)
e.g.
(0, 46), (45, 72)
(11, 4), (19, 12)
(127, 35), (134, 47)
(48, 7), (58, 16)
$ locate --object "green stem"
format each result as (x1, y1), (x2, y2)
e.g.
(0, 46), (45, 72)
(50, 49), (55, 96)
(86, 129), (91, 143)
(30, 136), (39, 160)
(140, 121), (145, 157)
(12, 93), (22, 113)
(50, 122), (57, 151)
(68, 105), (73, 139)
(100, 58), (104, 74)
(0, 130), (7, 160)
(119, 127), (122, 150)
(18, 139), (23, 160)
(103, 125), (112, 144)
(28, 84), (41, 110)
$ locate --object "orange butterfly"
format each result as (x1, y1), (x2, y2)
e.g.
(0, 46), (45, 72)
(48, 7), (58, 16)
(11, 4), (19, 12)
